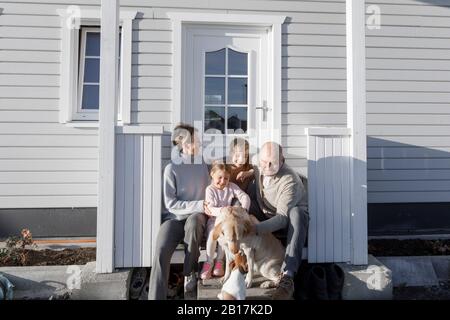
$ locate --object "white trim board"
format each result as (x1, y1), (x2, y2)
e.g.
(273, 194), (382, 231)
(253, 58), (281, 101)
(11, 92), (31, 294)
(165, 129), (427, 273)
(167, 12), (285, 25)
(96, 1), (120, 273)
(168, 12), (285, 144)
(346, 0), (368, 266)
(115, 125), (164, 135)
(305, 127), (352, 137)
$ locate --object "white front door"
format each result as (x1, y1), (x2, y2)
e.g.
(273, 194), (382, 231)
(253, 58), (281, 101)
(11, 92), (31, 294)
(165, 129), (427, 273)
(184, 26), (270, 160)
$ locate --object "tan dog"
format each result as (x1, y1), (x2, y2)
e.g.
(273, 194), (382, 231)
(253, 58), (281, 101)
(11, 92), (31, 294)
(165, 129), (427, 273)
(213, 207), (285, 288)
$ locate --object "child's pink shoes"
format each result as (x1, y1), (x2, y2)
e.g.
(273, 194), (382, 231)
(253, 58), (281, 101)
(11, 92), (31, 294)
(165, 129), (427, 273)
(200, 261), (213, 280)
(213, 261), (224, 277)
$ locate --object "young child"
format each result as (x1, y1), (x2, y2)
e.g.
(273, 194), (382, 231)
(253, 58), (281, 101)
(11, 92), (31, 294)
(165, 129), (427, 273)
(217, 250), (248, 300)
(201, 162), (251, 280)
(228, 138), (254, 192)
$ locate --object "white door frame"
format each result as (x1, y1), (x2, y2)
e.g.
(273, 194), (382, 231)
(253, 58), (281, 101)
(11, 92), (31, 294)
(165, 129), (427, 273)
(188, 26), (267, 158)
(168, 12), (285, 144)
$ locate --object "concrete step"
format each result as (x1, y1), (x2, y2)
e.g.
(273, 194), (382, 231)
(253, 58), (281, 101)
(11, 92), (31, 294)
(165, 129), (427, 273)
(171, 246), (308, 265)
(198, 275), (273, 300)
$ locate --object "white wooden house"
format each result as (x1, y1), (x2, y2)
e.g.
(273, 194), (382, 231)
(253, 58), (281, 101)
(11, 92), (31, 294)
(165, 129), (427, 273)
(1, 0), (450, 273)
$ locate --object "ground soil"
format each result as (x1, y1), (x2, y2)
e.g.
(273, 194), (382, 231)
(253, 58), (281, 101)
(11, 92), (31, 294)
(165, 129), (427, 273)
(368, 239), (450, 256)
(0, 239), (449, 266)
(0, 248), (96, 267)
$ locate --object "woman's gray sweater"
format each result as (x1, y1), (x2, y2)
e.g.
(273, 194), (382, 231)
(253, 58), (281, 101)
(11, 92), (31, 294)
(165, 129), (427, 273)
(162, 156), (210, 221)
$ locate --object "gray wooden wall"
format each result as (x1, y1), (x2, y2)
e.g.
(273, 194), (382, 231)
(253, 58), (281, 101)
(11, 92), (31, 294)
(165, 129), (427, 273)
(366, 0), (450, 203)
(1, 0), (450, 210)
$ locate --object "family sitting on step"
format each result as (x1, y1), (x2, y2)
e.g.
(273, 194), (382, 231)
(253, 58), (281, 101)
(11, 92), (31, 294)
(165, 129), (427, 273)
(147, 122), (309, 300)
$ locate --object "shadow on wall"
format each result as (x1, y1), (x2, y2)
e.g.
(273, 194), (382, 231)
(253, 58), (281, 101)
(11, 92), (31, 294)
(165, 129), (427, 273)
(367, 137), (450, 236)
(415, 0), (450, 6)
(282, 135), (450, 237)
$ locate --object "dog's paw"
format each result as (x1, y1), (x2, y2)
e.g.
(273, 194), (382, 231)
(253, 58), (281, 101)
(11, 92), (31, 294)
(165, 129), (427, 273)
(260, 280), (277, 289)
(245, 277), (253, 288)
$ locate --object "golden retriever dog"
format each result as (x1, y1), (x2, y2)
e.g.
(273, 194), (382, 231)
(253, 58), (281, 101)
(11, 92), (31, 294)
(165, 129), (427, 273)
(213, 206), (285, 289)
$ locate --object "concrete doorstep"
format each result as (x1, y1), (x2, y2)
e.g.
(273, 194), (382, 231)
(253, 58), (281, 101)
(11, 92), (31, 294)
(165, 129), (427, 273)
(198, 275), (273, 300)
(377, 255), (450, 287)
(0, 262), (132, 300)
(338, 255), (393, 300)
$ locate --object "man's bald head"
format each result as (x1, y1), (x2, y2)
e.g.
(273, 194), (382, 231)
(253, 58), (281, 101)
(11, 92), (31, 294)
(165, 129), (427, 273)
(259, 142), (285, 176)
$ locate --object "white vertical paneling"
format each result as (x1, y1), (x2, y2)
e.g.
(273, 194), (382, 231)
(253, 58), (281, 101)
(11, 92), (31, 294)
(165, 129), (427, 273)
(132, 135), (142, 266)
(306, 135), (317, 262)
(123, 134), (134, 267)
(114, 127), (162, 269)
(114, 134), (125, 268)
(151, 135), (162, 267)
(332, 137), (342, 261)
(315, 136), (325, 262)
(306, 128), (352, 263)
(342, 137), (351, 262)
(142, 135), (153, 266)
(324, 138), (334, 262)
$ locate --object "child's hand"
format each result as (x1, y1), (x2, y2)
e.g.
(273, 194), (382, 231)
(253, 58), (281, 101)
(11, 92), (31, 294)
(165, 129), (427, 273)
(237, 170), (253, 182)
(203, 201), (213, 216)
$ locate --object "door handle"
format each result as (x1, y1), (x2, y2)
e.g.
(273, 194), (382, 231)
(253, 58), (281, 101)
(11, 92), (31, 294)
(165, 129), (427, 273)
(255, 101), (270, 121)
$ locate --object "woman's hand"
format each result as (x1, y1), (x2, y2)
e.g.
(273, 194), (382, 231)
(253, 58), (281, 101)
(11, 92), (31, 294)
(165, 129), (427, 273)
(203, 201), (213, 216)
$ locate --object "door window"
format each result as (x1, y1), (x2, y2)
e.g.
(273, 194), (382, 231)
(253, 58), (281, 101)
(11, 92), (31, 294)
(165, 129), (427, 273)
(204, 48), (248, 135)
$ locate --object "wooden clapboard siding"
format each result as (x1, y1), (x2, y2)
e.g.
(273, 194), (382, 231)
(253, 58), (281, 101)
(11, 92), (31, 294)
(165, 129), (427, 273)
(114, 132), (161, 268)
(0, 0), (349, 209)
(307, 133), (351, 263)
(0, 1), (101, 208)
(2, 0), (449, 214)
(366, 0), (450, 203)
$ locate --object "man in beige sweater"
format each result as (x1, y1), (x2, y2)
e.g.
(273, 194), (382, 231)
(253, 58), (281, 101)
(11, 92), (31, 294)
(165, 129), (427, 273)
(250, 142), (309, 300)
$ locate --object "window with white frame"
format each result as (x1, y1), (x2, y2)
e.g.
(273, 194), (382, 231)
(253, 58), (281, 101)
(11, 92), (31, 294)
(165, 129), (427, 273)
(79, 28), (101, 113)
(77, 27), (121, 118)
(57, 9), (136, 126)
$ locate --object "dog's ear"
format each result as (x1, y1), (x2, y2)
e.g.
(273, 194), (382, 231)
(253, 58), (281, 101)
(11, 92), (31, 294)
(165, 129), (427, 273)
(238, 264), (248, 274)
(236, 251), (248, 273)
(229, 260), (236, 271)
(212, 223), (223, 241)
